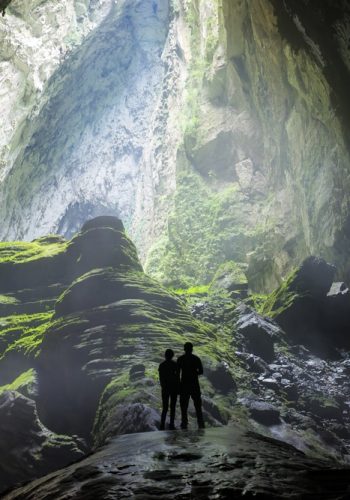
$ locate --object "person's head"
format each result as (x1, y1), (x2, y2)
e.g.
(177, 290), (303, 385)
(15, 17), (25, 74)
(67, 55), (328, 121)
(165, 348), (174, 360)
(184, 342), (193, 354)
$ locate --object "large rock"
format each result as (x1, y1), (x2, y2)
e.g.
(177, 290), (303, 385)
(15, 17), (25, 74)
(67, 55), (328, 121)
(288, 256), (336, 298)
(5, 427), (350, 500)
(263, 257), (350, 356)
(241, 398), (281, 426)
(235, 304), (279, 363)
(95, 403), (160, 446)
(0, 391), (86, 495)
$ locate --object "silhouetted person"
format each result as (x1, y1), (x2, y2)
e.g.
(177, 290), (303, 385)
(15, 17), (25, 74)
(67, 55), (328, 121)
(177, 342), (205, 429)
(158, 349), (179, 430)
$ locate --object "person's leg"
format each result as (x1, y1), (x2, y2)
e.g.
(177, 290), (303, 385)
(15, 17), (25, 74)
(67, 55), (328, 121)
(180, 392), (190, 429)
(169, 392), (177, 429)
(160, 389), (169, 430)
(192, 391), (205, 428)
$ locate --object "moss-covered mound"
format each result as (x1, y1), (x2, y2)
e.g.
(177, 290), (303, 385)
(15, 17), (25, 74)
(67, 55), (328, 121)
(0, 216), (236, 456)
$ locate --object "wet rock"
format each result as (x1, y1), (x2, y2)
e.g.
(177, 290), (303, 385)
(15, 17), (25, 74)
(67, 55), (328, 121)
(96, 403), (159, 444)
(129, 364), (146, 381)
(240, 398), (281, 426)
(236, 304), (278, 362)
(205, 361), (237, 394)
(0, 391), (86, 495)
(258, 377), (280, 392)
(244, 353), (269, 373)
(7, 427), (349, 500)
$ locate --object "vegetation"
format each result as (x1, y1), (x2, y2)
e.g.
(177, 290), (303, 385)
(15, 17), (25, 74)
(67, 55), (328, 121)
(0, 368), (36, 396)
(260, 268), (303, 318)
(145, 167), (263, 287)
(0, 238), (67, 264)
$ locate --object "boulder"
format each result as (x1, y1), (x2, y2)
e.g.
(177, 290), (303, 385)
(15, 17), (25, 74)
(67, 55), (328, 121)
(240, 398), (281, 426)
(288, 256), (336, 298)
(95, 403), (159, 444)
(205, 361), (237, 394)
(236, 304), (279, 362)
(0, 391), (86, 495)
(261, 257), (347, 356)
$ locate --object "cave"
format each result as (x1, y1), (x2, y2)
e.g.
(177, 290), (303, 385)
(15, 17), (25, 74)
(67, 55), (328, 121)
(1, 0), (350, 498)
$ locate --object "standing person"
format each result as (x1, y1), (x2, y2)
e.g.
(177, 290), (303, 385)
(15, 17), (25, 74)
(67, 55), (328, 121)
(177, 342), (205, 429)
(158, 349), (179, 430)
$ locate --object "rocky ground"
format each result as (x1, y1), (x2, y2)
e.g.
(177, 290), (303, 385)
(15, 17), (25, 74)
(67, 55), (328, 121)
(1, 217), (350, 497)
(4, 427), (350, 500)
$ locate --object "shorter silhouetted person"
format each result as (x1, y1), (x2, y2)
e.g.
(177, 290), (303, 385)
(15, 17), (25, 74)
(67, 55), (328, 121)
(158, 348), (179, 430)
(177, 342), (205, 429)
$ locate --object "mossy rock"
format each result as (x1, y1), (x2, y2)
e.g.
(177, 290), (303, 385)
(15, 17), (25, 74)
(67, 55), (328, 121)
(210, 261), (248, 293)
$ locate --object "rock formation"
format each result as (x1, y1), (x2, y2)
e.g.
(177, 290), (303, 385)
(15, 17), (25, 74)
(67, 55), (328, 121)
(1, 1), (350, 291)
(1, 217), (350, 496)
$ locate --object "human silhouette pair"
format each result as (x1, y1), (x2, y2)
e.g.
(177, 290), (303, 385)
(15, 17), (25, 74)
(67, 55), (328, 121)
(158, 342), (205, 430)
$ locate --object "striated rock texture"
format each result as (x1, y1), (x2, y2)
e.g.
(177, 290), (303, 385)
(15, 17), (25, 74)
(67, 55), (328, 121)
(0, 390), (86, 495)
(0, 216), (235, 493)
(145, 0), (350, 290)
(4, 427), (350, 500)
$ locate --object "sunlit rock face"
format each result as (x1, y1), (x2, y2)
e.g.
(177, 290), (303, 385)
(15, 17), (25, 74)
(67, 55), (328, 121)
(1, 0), (350, 291)
(0, 0), (170, 242)
(146, 0), (350, 291)
(0, 0), (114, 180)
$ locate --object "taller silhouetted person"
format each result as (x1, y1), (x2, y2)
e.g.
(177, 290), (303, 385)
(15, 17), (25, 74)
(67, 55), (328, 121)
(158, 349), (179, 430)
(177, 342), (205, 429)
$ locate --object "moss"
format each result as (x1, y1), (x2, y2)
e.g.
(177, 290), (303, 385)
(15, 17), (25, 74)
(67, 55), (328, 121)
(0, 294), (19, 305)
(260, 268), (304, 318)
(172, 285), (210, 296)
(0, 239), (67, 264)
(0, 368), (36, 396)
(145, 167), (260, 286)
(0, 312), (52, 360)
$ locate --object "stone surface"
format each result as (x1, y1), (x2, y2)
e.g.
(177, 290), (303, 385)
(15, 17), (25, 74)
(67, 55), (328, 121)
(4, 427), (350, 500)
(263, 257), (350, 355)
(235, 304), (279, 363)
(0, 1), (350, 293)
(0, 390), (86, 494)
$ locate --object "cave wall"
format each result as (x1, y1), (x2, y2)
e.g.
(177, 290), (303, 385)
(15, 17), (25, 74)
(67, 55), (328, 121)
(145, 0), (350, 290)
(0, 0), (350, 291)
(0, 0), (170, 241)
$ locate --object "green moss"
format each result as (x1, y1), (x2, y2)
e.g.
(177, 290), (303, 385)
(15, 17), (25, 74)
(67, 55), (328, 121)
(0, 312), (52, 359)
(260, 268), (304, 318)
(0, 294), (19, 305)
(0, 239), (67, 264)
(145, 167), (260, 286)
(172, 285), (210, 296)
(0, 368), (36, 396)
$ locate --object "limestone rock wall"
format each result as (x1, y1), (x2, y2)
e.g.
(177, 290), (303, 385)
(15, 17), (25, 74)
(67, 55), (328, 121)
(146, 0), (350, 290)
(0, 0), (350, 291)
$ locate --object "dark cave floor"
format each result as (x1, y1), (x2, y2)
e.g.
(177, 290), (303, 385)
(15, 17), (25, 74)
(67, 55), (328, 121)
(4, 426), (350, 499)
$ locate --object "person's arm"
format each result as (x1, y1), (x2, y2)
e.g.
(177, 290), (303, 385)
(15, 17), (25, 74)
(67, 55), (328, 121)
(197, 357), (203, 376)
(158, 364), (164, 387)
